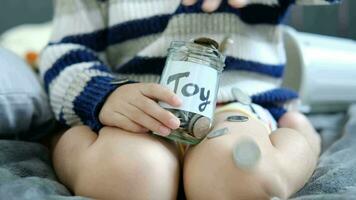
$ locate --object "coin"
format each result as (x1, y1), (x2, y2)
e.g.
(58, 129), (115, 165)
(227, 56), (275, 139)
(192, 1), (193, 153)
(233, 138), (261, 170)
(231, 88), (252, 105)
(192, 117), (212, 139)
(207, 127), (229, 139)
(226, 115), (249, 122)
(219, 36), (234, 54)
(193, 37), (219, 50)
(188, 114), (202, 132)
(110, 77), (129, 85)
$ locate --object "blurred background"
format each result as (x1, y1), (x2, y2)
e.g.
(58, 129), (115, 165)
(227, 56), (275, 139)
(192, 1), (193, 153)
(0, 0), (53, 35)
(287, 0), (356, 40)
(0, 0), (355, 39)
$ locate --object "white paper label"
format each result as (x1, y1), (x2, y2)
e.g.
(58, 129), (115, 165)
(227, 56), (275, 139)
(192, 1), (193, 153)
(159, 60), (218, 119)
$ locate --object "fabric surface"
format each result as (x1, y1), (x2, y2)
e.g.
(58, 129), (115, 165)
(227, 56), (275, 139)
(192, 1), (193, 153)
(292, 105), (356, 199)
(0, 140), (88, 200)
(0, 47), (55, 141)
(0, 105), (354, 199)
(39, 0), (339, 131)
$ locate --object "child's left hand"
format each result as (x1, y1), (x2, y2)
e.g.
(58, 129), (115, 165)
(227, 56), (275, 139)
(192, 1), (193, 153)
(182, 0), (248, 12)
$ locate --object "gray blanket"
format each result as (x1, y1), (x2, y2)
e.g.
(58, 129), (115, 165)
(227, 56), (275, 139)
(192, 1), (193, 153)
(0, 106), (356, 200)
(292, 105), (356, 200)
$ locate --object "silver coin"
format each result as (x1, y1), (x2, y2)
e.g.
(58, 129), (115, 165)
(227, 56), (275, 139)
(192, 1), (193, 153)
(219, 36), (234, 54)
(188, 114), (201, 131)
(192, 117), (212, 139)
(207, 127), (229, 139)
(231, 88), (252, 105)
(110, 77), (129, 85)
(233, 138), (261, 170)
(226, 115), (249, 122)
(193, 37), (219, 50)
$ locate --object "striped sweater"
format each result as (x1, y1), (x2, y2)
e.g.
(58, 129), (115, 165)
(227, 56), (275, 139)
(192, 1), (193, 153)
(39, 0), (339, 131)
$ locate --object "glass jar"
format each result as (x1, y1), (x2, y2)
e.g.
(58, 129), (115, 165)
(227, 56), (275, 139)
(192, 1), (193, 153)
(158, 38), (225, 145)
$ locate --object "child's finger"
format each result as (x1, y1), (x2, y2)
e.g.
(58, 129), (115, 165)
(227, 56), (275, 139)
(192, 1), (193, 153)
(182, 0), (197, 6)
(124, 103), (172, 136)
(228, 0), (248, 8)
(134, 96), (180, 130)
(202, 0), (222, 12)
(109, 112), (149, 133)
(141, 83), (182, 107)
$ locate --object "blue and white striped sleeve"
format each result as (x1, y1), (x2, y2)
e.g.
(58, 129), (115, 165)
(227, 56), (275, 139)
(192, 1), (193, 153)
(39, 0), (121, 131)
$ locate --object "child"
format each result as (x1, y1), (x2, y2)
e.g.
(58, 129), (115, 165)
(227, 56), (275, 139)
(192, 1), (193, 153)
(40, 0), (338, 199)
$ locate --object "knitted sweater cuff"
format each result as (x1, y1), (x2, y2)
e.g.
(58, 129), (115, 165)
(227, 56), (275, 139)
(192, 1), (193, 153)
(73, 76), (136, 132)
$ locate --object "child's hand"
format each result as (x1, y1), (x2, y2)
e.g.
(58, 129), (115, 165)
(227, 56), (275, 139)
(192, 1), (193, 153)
(182, 0), (248, 12)
(99, 83), (182, 136)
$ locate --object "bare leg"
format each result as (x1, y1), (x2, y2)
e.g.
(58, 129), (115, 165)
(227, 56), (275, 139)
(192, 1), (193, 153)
(184, 110), (320, 200)
(51, 126), (180, 200)
(276, 111), (320, 156)
(269, 111), (321, 196)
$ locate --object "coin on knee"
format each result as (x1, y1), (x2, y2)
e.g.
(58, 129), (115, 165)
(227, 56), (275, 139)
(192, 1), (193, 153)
(207, 127), (229, 139)
(226, 115), (249, 122)
(232, 137), (261, 170)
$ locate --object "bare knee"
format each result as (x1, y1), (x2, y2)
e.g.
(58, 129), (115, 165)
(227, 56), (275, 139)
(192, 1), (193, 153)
(279, 112), (311, 130)
(184, 136), (284, 200)
(73, 127), (180, 200)
(52, 126), (97, 151)
(51, 125), (97, 189)
(279, 112), (321, 155)
(270, 128), (319, 195)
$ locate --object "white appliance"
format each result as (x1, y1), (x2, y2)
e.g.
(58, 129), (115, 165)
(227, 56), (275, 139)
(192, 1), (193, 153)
(283, 27), (356, 113)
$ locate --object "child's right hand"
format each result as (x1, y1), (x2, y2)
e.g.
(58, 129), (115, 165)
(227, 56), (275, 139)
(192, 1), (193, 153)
(99, 83), (182, 136)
